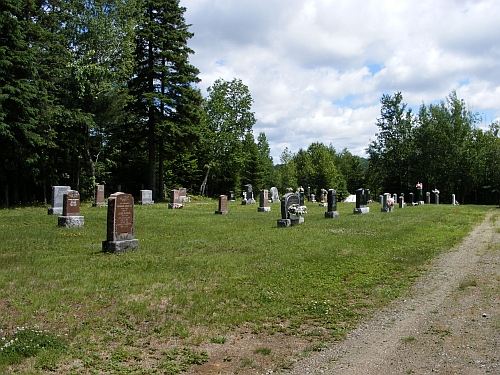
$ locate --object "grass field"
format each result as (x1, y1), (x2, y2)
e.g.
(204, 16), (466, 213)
(0, 198), (492, 373)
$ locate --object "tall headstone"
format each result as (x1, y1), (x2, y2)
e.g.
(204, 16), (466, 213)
(102, 192), (138, 253)
(270, 187), (280, 203)
(393, 193), (398, 204)
(354, 188), (369, 214)
(409, 192), (414, 206)
(434, 191), (439, 204)
(298, 187), (305, 206)
(325, 189), (340, 218)
(93, 185), (106, 207)
(58, 190), (84, 227)
(426, 192), (431, 204)
(215, 195), (228, 214)
(399, 195), (404, 209)
(139, 189), (154, 205)
(277, 192), (302, 227)
(258, 189), (271, 212)
(452, 194), (456, 205)
(381, 193), (392, 212)
(48, 185), (71, 215)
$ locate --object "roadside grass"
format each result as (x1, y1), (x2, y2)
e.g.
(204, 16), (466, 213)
(0, 199), (491, 373)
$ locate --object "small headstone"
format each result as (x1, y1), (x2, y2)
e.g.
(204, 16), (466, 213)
(215, 195), (228, 214)
(325, 189), (340, 218)
(310, 193), (316, 202)
(277, 193), (303, 227)
(139, 189), (154, 205)
(241, 184), (256, 205)
(48, 185), (71, 215)
(354, 188), (370, 214)
(102, 192), (138, 253)
(433, 190), (440, 204)
(93, 185), (106, 207)
(178, 188), (190, 203)
(258, 189), (271, 212)
(168, 189), (183, 209)
(270, 187), (280, 203)
(229, 191), (235, 201)
(393, 194), (398, 204)
(379, 195), (383, 205)
(58, 190), (84, 227)
(319, 189), (328, 207)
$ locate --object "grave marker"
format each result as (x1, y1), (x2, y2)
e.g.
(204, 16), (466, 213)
(270, 187), (280, 203)
(93, 184), (106, 207)
(102, 192), (139, 253)
(48, 185), (71, 215)
(353, 188), (370, 214)
(215, 195), (228, 214)
(168, 189), (183, 209)
(139, 189), (154, 205)
(258, 189), (271, 212)
(241, 184), (256, 205)
(325, 189), (340, 218)
(58, 190), (84, 227)
(277, 193), (304, 227)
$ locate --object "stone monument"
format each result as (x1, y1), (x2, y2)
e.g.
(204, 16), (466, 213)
(139, 189), (154, 205)
(93, 184), (106, 207)
(258, 189), (271, 212)
(215, 195), (228, 214)
(270, 187), (280, 203)
(58, 190), (84, 227)
(353, 188), (370, 214)
(48, 185), (71, 215)
(168, 189), (183, 209)
(102, 192), (139, 253)
(277, 192), (304, 227)
(241, 184), (256, 205)
(325, 189), (340, 218)
(178, 188), (190, 203)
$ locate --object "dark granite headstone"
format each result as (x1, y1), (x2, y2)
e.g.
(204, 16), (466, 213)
(58, 190), (84, 227)
(325, 189), (339, 218)
(258, 189), (271, 212)
(354, 188), (370, 214)
(277, 193), (301, 227)
(102, 193), (138, 253)
(215, 195), (228, 214)
(242, 184), (256, 205)
(229, 191), (235, 201)
(48, 185), (71, 215)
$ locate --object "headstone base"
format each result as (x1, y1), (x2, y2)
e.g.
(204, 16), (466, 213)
(215, 210), (228, 215)
(353, 207), (370, 214)
(241, 199), (256, 205)
(325, 211), (340, 218)
(418, 201), (424, 205)
(58, 216), (84, 227)
(258, 207), (271, 212)
(102, 239), (139, 253)
(48, 207), (63, 215)
(291, 217), (304, 225)
(139, 200), (154, 205)
(168, 203), (184, 209)
(277, 219), (291, 227)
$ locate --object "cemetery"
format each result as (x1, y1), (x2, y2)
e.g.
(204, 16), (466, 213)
(0, 196), (491, 374)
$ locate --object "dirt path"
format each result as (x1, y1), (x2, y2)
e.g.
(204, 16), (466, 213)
(286, 211), (500, 374)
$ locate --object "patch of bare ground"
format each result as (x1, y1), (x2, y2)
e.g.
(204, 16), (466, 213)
(185, 211), (500, 374)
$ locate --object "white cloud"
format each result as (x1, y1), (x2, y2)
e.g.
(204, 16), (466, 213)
(181, 0), (500, 163)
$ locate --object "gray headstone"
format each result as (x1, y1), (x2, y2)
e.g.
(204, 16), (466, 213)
(270, 187), (279, 203)
(278, 192), (302, 227)
(48, 185), (71, 215)
(140, 189), (154, 205)
(93, 185), (106, 207)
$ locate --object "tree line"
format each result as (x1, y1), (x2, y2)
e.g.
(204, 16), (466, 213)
(1, 1), (499, 206)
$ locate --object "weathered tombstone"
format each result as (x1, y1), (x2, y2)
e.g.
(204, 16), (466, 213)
(139, 189), (154, 205)
(307, 186), (311, 202)
(325, 189), (340, 218)
(168, 189), (183, 209)
(409, 192), (414, 206)
(178, 188), (190, 203)
(241, 184), (256, 205)
(393, 194), (398, 205)
(365, 189), (371, 203)
(102, 192), (138, 253)
(298, 187), (305, 206)
(93, 185), (106, 207)
(434, 190), (440, 204)
(215, 195), (228, 214)
(270, 187), (280, 203)
(277, 193), (302, 227)
(354, 188), (370, 214)
(452, 194), (456, 205)
(426, 192), (431, 204)
(399, 195), (404, 209)
(319, 189), (328, 207)
(379, 195), (383, 205)
(258, 189), (271, 212)
(381, 193), (392, 212)
(229, 191), (235, 201)
(58, 190), (84, 227)
(48, 185), (71, 215)
(310, 193), (316, 202)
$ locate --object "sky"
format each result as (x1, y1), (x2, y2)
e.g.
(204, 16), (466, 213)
(179, 0), (500, 163)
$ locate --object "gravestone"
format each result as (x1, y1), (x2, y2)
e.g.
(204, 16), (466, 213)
(270, 187), (280, 203)
(48, 185), (71, 215)
(139, 189), (154, 205)
(354, 188), (370, 214)
(58, 190), (84, 227)
(168, 189), (183, 209)
(426, 192), (431, 204)
(452, 194), (456, 205)
(102, 192), (138, 253)
(319, 189), (328, 207)
(298, 187), (305, 206)
(215, 195), (228, 214)
(399, 195), (404, 209)
(241, 184), (256, 205)
(179, 188), (190, 203)
(229, 191), (235, 201)
(258, 189), (271, 212)
(325, 189), (340, 218)
(393, 194), (398, 205)
(409, 192), (414, 206)
(381, 193), (392, 212)
(277, 193), (302, 227)
(310, 193), (316, 202)
(379, 195), (383, 205)
(93, 185), (106, 207)
(434, 191), (439, 204)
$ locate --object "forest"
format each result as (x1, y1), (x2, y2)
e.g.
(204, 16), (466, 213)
(1, 0), (500, 206)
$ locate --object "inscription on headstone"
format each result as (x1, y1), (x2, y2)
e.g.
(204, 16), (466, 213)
(277, 193), (302, 227)
(48, 185), (71, 215)
(102, 193), (138, 253)
(140, 189), (154, 205)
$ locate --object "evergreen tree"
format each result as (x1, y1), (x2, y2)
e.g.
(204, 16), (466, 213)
(130, 0), (203, 198)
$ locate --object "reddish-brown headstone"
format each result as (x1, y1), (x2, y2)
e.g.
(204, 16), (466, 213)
(170, 189), (180, 204)
(94, 185), (105, 206)
(63, 190), (80, 216)
(259, 189), (269, 208)
(107, 193), (134, 241)
(178, 188), (187, 198)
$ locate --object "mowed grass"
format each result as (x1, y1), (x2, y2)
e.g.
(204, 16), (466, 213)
(0, 198), (492, 373)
